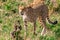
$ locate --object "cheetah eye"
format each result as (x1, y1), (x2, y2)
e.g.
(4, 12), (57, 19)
(21, 12), (24, 15)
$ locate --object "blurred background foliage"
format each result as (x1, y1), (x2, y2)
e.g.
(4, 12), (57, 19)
(0, 0), (60, 40)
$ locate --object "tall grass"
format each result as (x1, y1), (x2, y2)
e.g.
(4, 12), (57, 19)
(0, 0), (60, 40)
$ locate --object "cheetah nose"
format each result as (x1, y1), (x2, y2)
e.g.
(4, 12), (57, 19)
(21, 13), (24, 15)
(21, 13), (23, 15)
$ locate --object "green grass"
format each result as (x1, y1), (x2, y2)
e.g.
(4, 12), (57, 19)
(0, 0), (60, 40)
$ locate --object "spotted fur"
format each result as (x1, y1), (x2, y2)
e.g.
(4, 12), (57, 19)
(19, 1), (57, 40)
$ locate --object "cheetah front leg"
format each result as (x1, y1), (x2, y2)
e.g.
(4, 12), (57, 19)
(33, 22), (37, 35)
(24, 21), (27, 40)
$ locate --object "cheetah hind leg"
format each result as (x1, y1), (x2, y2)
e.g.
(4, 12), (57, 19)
(41, 27), (47, 36)
(39, 17), (47, 36)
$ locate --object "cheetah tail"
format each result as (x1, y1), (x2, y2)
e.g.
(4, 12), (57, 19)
(47, 16), (58, 25)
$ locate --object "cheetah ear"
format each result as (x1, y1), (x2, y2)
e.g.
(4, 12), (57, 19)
(41, 0), (45, 1)
(26, 4), (32, 8)
(18, 6), (25, 14)
(19, 6), (25, 10)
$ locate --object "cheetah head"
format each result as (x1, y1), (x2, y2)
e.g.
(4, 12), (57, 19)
(19, 6), (32, 21)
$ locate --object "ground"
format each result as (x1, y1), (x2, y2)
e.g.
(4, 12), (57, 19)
(0, 0), (60, 40)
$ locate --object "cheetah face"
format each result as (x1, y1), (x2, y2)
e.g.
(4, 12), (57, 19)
(19, 6), (32, 21)
(19, 6), (28, 21)
(19, 6), (24, 16)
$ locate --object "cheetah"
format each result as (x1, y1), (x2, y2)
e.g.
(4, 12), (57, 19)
(19, 1), (57, 40)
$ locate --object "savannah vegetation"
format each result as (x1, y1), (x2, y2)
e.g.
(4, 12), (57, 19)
(0, 0), (60, 40)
